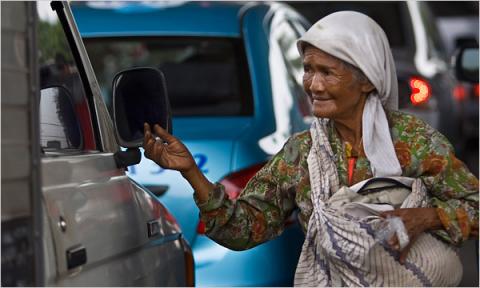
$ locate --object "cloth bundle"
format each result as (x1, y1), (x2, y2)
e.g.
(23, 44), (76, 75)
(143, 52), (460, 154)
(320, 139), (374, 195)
(294, 119), (463, 287)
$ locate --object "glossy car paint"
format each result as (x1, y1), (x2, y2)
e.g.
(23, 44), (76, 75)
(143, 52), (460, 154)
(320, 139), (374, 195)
(41, 153), (185, 286)
(72, 2), (308, 286)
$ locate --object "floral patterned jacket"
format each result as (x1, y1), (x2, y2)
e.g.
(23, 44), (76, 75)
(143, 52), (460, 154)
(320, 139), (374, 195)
(194, 110), (479, 250)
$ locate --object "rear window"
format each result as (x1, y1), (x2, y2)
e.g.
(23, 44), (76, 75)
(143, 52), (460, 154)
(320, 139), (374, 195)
(84, 37), (253, 117)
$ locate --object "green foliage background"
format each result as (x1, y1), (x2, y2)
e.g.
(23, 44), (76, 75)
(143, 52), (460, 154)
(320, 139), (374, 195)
(38, 19), (73, 64)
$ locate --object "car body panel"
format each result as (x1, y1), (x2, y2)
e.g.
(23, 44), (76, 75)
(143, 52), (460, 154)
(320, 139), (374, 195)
(41, 152), (185, 286)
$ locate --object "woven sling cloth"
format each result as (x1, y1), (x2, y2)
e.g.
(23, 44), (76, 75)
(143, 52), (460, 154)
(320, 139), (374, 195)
(294, 118), (463, 287)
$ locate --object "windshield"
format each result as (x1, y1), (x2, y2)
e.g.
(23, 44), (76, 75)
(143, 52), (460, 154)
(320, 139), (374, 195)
(84, 37), (253, 117)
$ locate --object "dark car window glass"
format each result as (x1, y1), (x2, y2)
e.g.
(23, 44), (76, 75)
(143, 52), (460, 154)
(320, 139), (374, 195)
(84, 37), (253, 117)
(288, 1), (408, 48)
(37, 3), (95, 151)
(428, 1), (479, 17)
(40, 87), (82, 150)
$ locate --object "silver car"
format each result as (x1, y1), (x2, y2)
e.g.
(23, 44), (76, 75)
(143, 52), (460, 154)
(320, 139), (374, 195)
(1, 1), (194, 286)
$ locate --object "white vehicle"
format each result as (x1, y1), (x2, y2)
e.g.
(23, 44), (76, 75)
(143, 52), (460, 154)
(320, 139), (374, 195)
(1, 1), (193, 286)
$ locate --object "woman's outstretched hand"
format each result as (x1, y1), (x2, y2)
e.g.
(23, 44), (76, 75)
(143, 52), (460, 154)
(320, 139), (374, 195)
(143, 122), (215, 204)
(143, 123), (195, 173)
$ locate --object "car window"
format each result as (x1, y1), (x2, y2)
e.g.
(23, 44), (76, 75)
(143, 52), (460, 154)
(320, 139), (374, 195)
(38, 3), (95, 152)
(84, 37), (253, 117)
(427, 1), (479, 17)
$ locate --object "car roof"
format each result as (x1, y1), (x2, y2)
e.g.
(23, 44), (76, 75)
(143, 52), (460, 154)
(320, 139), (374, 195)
(71, 1), (267, 38)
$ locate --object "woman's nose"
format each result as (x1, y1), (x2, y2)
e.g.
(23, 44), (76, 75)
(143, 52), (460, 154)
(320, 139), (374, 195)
(309, 73), (326, 93)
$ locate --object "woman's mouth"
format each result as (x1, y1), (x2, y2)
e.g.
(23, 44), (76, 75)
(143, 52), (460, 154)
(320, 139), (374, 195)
(312, 97), (332, 102)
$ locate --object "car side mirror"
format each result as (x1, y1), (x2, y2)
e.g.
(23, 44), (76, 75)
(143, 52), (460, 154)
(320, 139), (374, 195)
(112, 67), (172, 148)
(454, 46), (479, 83)
(111, 67), (172, 169)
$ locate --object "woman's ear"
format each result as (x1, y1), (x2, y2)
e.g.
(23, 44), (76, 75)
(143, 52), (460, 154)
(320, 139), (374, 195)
(361, 81), (375, 94)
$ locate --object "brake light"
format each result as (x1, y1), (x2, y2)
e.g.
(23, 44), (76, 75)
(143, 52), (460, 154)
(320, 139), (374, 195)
(196, 220), (206, 234)
(475, 84), (479, 98)
(196, 162), (266, 235)
(409, 77), (431, 105)
(453, 84), (466, 101)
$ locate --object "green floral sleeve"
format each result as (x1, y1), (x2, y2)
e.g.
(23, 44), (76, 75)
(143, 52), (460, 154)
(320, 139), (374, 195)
(193, 136), (300, 251)
(417, 126), (479, 245)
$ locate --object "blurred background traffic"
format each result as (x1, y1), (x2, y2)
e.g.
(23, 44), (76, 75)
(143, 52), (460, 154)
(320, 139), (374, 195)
(35, 1), (478, 286)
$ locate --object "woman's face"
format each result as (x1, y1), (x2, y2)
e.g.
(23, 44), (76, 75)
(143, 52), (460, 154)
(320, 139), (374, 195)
(302, 46), (373, 120)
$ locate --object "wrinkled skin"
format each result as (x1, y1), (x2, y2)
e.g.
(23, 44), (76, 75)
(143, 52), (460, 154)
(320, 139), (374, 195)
(143, 123), (213, 203)
(143, 123), (195, 173)
(380, 208), (442, 264)
(302, 46), (373, 121)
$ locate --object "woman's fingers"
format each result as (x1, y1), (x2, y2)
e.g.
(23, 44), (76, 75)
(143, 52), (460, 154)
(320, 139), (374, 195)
(144, 123), (154, 147)
(143, 124), (155, 156)
(143, 122), (166, 162)
(144, 123), (153, 138)
(399, 240), (414, 264)
(153, 124), (175, 144)
(388, 235), (400, 250)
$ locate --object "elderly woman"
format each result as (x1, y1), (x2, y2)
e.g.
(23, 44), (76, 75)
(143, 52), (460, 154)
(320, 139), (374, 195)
(143, 11), (478, 286)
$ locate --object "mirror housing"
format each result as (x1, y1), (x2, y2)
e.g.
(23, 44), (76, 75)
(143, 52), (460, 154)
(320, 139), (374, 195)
(453, 45), (479, 84)
(112, 67), (172, 148)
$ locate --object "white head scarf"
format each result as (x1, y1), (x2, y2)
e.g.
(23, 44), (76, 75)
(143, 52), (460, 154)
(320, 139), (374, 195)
(297, 11), (402, 176)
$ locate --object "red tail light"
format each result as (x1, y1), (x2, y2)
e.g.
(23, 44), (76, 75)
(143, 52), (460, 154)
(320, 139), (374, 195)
(196, 220), (206, 234)
(453, 84), (467, 101)
(475, 84), (479, 98)
(196, 162), (266, 234)
(409, 77), (431, 105)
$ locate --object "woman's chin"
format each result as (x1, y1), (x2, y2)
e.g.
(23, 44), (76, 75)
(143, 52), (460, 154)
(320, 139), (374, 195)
(312, 107), (337, 119)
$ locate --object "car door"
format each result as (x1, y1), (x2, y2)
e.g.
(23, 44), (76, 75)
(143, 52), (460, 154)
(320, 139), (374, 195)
(38, 2), (187, 286)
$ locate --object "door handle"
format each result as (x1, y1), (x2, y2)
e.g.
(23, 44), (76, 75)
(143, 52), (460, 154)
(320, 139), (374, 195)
(145, 185), (169, 197)
(66, 245), (87, 270)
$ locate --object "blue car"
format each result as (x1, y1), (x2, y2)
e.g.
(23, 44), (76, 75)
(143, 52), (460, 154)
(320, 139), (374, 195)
(72, 1), (311, 286)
